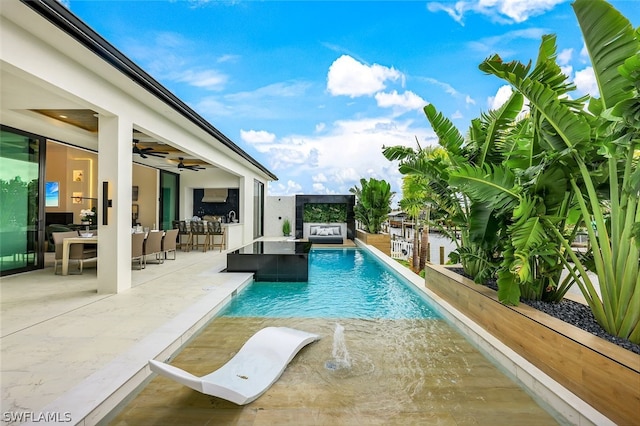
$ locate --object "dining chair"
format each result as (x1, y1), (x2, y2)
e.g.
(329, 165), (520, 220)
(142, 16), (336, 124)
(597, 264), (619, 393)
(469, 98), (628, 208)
(131, 232), (146, 270)
(46, 224), (73, 252)
(191, 221), (209, 252)
(144, 230), (164, 264)
(52, 231), (97, 274)
(207, 221), (226, 252)
(162, 228), (179, 260)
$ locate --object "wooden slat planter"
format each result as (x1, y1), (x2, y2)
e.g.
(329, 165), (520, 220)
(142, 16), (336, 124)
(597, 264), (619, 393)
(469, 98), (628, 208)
(424, 263), (640, 426)
(356, 230), (390, 256)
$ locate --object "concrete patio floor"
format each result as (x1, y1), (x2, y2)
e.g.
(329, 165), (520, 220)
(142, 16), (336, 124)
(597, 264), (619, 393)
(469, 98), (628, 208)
(1, 245), (253, 425)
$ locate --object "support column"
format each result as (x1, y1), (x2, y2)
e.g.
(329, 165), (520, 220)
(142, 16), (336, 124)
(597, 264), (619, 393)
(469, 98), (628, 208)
(97, 115), (133, 293)
(238, 176), (254, 244)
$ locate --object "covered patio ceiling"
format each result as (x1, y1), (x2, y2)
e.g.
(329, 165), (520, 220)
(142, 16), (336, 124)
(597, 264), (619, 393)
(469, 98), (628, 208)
(30, 108), (214, 173)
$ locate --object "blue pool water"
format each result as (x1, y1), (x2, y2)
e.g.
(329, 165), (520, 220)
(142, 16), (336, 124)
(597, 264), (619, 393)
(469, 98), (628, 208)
(222, 248), (440, 319)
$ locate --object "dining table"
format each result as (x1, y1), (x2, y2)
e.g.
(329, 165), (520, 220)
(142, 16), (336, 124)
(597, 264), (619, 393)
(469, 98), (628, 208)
(61, 235), (98, 276)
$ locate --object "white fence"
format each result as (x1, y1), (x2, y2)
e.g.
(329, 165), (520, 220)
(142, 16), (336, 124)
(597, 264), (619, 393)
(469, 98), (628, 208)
(389, 232), (458, 265)
(391, 239), (413, 260)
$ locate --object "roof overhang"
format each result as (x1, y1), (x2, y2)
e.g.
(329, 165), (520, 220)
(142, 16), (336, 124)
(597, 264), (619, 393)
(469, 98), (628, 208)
(4, 0), (277, 181)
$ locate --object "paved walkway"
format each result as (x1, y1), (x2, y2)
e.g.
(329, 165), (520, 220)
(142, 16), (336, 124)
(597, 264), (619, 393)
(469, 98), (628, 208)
(1, 247), (252, 425)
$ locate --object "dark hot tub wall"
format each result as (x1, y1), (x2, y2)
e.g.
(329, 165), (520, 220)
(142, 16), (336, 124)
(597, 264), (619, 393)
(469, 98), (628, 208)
(192, 188), (239, 219)
(295, 195), (355, 240)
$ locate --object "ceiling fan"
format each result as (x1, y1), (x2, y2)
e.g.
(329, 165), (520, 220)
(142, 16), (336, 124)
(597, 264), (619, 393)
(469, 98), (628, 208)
(177, 157), (205, 171)
(132, 139), (169, 158)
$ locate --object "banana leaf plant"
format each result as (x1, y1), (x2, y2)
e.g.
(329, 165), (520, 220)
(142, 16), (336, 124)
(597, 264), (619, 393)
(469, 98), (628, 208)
(480, 0), (639, 342)
(350, 177), (394, 234)
(450, 34), (586, 303)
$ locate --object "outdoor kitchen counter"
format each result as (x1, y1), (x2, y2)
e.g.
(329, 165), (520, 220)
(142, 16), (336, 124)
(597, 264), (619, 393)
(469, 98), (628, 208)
(222, 223), (242, 250)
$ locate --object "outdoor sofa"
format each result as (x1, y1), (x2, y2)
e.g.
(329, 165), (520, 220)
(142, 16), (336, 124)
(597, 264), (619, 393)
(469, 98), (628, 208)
(307, 224), (344, 244)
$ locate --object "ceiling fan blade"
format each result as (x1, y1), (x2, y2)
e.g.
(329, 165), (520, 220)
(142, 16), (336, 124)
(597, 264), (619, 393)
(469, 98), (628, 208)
(176, 157), (204, 170)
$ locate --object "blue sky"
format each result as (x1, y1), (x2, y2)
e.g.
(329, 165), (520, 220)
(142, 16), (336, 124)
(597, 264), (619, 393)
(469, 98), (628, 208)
(67, 0), (639, 200)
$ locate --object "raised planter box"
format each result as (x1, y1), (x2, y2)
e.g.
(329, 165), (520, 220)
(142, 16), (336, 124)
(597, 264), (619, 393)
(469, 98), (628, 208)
(356, 230), (390, 256)
(424, 263), (640, 426)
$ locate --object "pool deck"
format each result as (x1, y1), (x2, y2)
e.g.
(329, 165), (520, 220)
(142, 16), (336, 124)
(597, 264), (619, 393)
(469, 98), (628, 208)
(0, 239), (610, 425)
(1, 243), (262, 425)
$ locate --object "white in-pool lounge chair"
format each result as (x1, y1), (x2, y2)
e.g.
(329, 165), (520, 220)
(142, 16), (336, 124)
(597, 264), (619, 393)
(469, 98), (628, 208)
(148, 326), (320, 405)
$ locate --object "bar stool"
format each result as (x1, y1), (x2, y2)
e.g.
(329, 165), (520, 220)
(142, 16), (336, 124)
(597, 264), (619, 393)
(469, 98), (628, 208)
(191, 221), (209, 252)
(207, 221), (226, 252)
(175, 220), (192, 251)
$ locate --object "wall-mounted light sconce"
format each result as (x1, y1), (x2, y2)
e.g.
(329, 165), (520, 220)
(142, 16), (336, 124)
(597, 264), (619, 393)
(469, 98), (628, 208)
(102, 181), (112, 225)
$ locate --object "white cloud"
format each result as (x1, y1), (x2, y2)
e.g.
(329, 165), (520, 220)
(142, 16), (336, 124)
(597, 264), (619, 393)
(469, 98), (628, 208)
(217, 54), (240, 63)
(315, 123), (326, 133)
(312, 173), (328, 183)
(375, 90), (427, 113)
(262, 146), (320, 170)
(118, 30), (234, 92)
(195, 80), (313, 120)
(427, 2), (466, 24)
(425, 78), (460, 96)
(194, 97), (234, 117)
(329, 167), (360, 185)
(327, 55), (402, 98)
(494, 0), (566, 23)
(488, 85), (513, 110)
(228, 81), (311, 101)
(451, 110), (464, 119)
(574, 66), (599, 97)
(468, 28), (548, 54)
(465, 95), (476, 105)
(270, 180), (304, 196)
(557, 48), (573, 65)
(253, 115), (437, 196)
(240, 129), (276, 144)
(312, 183), (326, 193)
(428, 0), (566, 25)
(175, 69), (228, 90)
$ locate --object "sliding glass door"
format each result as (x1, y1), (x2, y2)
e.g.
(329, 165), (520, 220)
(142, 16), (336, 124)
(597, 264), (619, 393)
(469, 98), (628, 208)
(159, 170), (179, 231)
(0, 127), (43, 275)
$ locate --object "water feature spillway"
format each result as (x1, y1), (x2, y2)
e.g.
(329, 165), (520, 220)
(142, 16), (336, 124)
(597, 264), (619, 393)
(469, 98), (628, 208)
(325, 323), (351, 370)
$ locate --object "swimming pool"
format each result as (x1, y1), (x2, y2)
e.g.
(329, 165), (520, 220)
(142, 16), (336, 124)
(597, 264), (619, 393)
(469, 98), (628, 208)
(112, 246), (562, 425)
(222, 248), (439, 319)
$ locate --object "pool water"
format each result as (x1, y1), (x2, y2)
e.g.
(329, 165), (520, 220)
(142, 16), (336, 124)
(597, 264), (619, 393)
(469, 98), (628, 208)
(222, 248), (439, 319)
(110, 247), (561, 425)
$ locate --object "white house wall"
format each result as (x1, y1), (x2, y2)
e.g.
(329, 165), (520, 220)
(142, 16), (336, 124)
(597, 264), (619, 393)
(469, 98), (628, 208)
(1, 0), (274, 292)
(265, 196), (296, 238)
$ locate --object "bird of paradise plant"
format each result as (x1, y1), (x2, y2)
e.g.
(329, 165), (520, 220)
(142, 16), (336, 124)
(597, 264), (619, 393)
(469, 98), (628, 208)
(479, 0), (639, 342)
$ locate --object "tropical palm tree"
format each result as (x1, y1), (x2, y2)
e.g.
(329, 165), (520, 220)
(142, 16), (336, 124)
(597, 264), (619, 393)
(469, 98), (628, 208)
(383, 132), (503, 283)
(399, 174), (426, 273)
